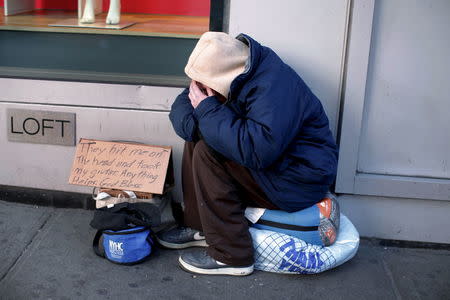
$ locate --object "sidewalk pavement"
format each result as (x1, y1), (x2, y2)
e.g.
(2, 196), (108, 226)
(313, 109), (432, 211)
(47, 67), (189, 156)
(0, 200), (449, 300)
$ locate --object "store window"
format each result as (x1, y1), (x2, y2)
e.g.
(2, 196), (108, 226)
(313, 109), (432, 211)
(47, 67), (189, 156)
(0, 0), (226, 85)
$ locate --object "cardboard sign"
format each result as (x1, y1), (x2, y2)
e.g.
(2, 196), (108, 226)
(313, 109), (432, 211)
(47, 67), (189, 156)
(68, 139), (172, 194)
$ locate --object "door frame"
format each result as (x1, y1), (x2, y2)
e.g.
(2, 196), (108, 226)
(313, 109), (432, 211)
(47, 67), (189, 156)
(336, 0), (450, 201)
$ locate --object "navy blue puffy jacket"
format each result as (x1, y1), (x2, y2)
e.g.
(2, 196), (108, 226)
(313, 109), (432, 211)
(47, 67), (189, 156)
(169, 34), (338, 211)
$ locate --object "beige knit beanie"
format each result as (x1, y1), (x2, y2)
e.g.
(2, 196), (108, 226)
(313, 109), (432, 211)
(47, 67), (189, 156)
(185, 31), (250, 98)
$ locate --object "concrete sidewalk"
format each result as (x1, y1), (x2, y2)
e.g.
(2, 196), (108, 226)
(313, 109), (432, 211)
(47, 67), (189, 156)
(0, 200), (449, 300)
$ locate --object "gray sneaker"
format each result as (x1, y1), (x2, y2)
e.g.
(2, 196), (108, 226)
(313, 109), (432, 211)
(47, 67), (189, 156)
(178, 248), (254, 276)
(156, 226), (208, 249)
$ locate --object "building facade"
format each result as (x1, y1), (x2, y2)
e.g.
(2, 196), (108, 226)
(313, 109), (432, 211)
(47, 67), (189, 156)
(1, 0), (449, 243)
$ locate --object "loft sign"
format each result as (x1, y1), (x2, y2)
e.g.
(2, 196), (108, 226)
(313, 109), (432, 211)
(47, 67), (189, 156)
(7, 108), (76, 146)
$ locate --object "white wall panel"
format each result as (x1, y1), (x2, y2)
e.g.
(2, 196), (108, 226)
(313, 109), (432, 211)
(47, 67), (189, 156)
(228, 0), (350, 136)
(0, 78), (183, 111)
(357, 0), (450, 179)
(339, 194), (450, 244)
(0, 103), (185, 201)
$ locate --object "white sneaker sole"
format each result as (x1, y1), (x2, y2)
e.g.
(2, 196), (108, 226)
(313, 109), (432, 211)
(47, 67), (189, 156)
(178, 257), (254, 276)
(156, 237), (208, 249)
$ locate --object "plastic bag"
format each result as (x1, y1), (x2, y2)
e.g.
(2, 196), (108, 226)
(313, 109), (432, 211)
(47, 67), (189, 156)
(250, 214), (359, 274)
(93, 188), (175, 228)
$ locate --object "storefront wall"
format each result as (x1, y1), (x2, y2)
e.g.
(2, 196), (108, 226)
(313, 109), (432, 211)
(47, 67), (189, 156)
(1, 0), (449, 243)
(0, 82), (186, 201)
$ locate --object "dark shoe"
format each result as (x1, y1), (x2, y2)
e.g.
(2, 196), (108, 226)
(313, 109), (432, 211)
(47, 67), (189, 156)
(156, 226), (208, 249)
(178, 248), (254, 276)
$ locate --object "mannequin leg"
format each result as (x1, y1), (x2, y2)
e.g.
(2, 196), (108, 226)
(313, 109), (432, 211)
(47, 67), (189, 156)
(106, 0), (121, 25)
(80, 0), (95, 24)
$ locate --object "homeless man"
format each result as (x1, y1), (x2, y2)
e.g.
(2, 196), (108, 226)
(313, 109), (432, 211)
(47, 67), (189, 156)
(157, 32), (338, 276)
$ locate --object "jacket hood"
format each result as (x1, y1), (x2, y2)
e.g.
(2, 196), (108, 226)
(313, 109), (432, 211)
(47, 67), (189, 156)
(185, 32), (250, 98)
(227, 34), (263, 101)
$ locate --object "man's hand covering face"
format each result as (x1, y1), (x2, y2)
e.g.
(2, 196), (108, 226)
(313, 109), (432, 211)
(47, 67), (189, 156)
(189, 80), (215, 108)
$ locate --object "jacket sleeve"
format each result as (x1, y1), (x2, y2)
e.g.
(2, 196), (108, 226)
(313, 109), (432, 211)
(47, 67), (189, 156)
(193, 82), (306, 170)
(169, 88), (200, 142)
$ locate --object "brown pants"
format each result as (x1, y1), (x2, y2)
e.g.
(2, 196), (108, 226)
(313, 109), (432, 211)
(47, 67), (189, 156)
(181, 140), (278, 266)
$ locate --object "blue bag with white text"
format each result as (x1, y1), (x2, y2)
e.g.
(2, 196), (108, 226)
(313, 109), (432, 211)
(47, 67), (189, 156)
(93, 226), (153, 265)
(90, 202), (160, 265)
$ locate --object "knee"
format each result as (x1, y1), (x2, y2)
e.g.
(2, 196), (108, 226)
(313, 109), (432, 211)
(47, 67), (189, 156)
(192, 140), (225, 170)
(192, 140), (212, 164)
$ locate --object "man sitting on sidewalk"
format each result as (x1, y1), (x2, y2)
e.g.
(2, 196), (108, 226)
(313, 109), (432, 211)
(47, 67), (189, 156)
(158, 32), (338, 276)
